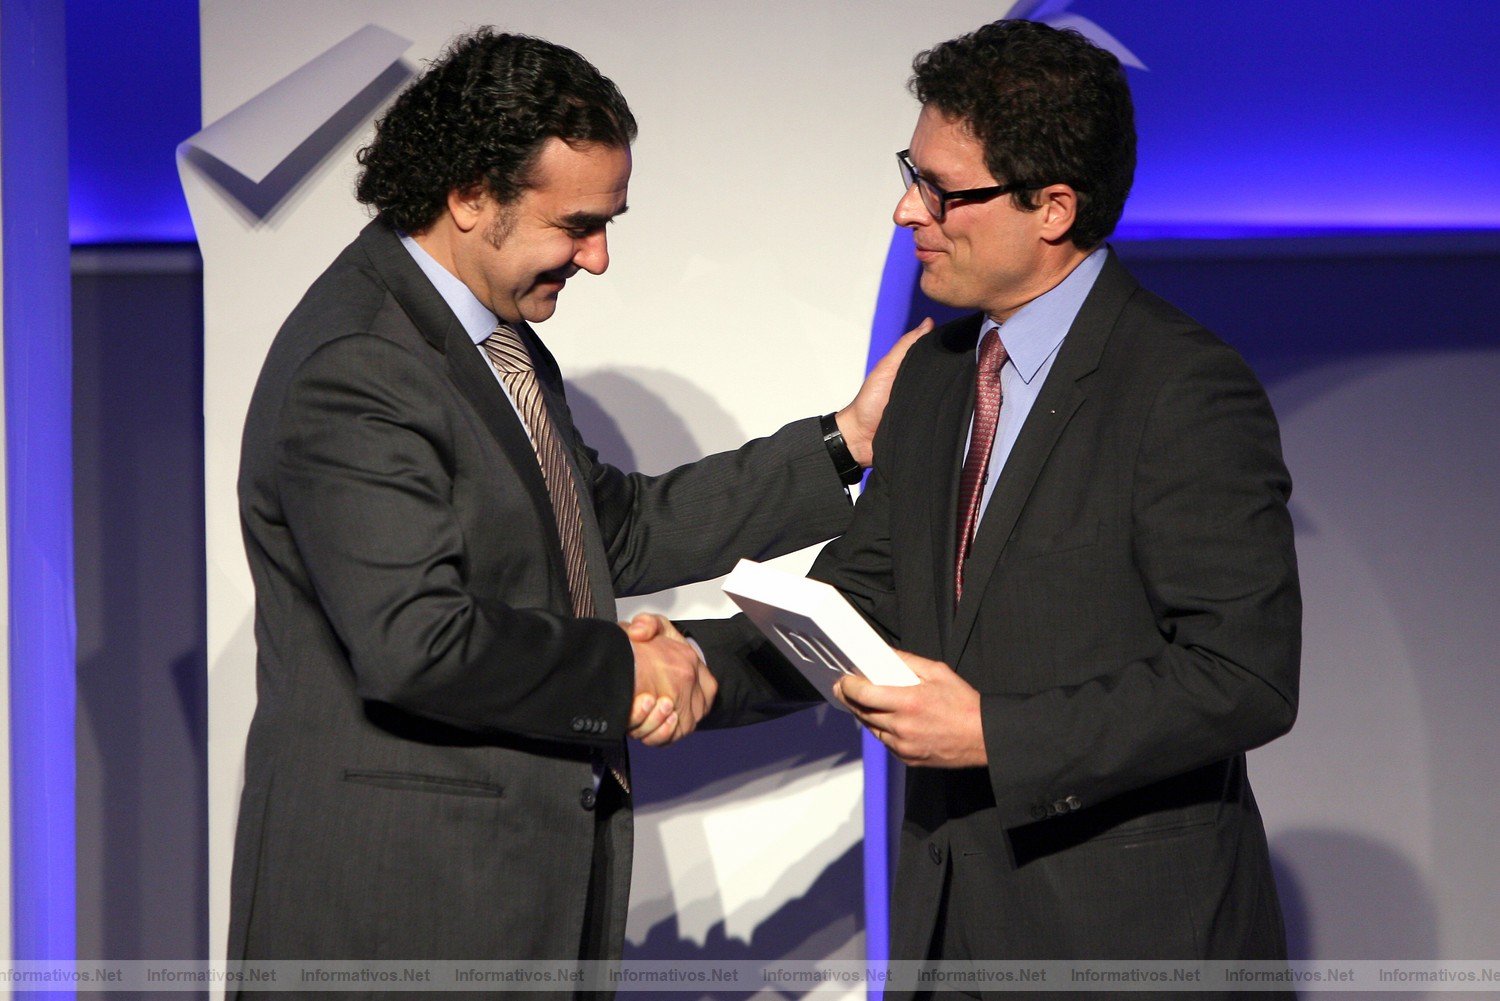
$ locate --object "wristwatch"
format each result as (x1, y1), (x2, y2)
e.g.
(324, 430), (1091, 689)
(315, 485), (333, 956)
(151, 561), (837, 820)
(820, 412), (864, 486)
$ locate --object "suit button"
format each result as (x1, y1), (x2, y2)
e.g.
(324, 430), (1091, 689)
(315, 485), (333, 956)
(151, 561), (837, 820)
(1065, 795), (1081, 811)
(1052, 799), (1069, 815)
(927, 843), (943, 865)
(596, 720), (608, 734)
(571, 717), (586, 732)
(580, 787), (597, 811)
(1030, 804), (1047, 820)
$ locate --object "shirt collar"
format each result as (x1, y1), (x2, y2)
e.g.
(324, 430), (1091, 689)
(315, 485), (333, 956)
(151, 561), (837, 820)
(980, 246), (1108, 383)
(399, 233), (500, 346)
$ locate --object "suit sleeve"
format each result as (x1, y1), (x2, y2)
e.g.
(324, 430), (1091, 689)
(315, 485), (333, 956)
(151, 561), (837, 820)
(980, 343), (1301, 829)
(688, 422), (904, 728)
(271, 334), (633, 745)
(520, 335), (855, 598)
(586, 416), (853, 597)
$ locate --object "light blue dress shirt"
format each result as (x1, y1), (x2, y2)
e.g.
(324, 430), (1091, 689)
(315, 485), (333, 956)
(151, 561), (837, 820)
(399, 234), (523, 414)
(970, 247), (1107, 525)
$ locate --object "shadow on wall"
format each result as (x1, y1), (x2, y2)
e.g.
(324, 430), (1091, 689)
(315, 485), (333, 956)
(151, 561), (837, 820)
(565, 366), (748, 625)
(1259, 346), (1500, 964)
(564, 367), (727, 475)
(73, 257), (209, 965)
(1272, 830), (1438, 958)
(630, 841), (865, 1000)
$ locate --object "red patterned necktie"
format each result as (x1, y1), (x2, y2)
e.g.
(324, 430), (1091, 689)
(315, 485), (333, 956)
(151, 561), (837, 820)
(954, 328), (1007, 606)
(482, 325), (629, 793)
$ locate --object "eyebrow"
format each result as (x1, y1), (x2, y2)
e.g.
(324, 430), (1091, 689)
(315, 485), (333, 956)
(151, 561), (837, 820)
(559, 206), (628, 230)
(915, 160), (957, 188)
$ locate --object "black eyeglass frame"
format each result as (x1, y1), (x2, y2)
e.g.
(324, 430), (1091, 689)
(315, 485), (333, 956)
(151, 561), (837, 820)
(897, 149), (1080, 222)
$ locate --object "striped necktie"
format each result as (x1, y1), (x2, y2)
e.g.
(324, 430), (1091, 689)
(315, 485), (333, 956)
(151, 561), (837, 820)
(482, 324), (595, 618)
(482, 325), (629, 793)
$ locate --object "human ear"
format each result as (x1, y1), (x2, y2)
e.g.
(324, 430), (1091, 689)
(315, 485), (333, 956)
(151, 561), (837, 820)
(1037, 184), (1079, 242)
(446, 186), (487, 234)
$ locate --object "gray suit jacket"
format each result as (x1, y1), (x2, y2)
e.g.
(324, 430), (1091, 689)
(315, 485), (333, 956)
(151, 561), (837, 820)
(229, 219), (853, 970)
(695, 252), (1301, 988)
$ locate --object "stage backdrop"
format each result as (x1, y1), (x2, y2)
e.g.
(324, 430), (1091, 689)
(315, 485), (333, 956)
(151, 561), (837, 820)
(184, 2), (1500, 994)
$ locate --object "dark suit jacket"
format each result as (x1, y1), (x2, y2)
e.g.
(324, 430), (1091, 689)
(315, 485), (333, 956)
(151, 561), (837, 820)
(695, 252), (1301, 983)
(229, 219), (853, 970)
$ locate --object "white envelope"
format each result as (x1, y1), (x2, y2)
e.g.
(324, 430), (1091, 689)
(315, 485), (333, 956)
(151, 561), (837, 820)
(722, 558), (918, 710)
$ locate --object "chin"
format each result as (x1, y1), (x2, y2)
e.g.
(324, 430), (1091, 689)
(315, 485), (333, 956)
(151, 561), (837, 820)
(918, 272), (968, 310)
(520, 299), (560, 324)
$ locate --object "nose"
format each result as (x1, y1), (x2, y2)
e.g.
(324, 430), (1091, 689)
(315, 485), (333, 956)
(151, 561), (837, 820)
(893, 182), (931, 228)
(574, 231), (609, 275)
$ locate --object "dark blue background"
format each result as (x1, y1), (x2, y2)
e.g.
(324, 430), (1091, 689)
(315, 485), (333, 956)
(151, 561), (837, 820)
(65, 1), (1500, 243)
(67, 0), (199, 242)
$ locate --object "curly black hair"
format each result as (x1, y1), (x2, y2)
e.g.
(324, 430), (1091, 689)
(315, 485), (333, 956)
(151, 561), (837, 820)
(356, 29), (637, 234)
(911, 19), (1135, 249)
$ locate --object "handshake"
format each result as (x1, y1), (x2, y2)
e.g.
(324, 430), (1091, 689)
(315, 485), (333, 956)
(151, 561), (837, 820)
(620, 613), (715, 747)
(618, 612), (990, 768)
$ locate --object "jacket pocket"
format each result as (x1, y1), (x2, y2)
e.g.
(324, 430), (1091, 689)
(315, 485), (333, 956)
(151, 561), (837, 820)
(1006, 520), (1101, 560)
(1091, 818), (1214, 844)
(341, 768), (504, 798)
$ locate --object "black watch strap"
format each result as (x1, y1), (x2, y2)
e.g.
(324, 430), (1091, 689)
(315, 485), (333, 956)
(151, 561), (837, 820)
(820, 412), (864, 485)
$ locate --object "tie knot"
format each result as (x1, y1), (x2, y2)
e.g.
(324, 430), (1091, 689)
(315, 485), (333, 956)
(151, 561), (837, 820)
(483, 324), (532, 373)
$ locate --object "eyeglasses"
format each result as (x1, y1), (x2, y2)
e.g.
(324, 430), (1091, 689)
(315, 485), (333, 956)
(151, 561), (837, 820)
(896, 149), (1040, 223)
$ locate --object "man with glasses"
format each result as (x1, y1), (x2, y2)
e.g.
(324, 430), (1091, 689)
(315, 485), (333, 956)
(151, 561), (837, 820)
(682, 18), (1301, 992)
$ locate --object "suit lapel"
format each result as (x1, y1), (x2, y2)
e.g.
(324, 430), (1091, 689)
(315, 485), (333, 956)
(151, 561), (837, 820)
(358, 221), (570, 583)
(947, 381), (1085, 660)
(947, 251), (1140, 661)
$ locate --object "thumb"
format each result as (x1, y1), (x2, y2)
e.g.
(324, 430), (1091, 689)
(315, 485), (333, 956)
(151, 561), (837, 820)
(624, 614), (660, 641)
(834, 673), (871, 710)
(893, 317), (934, 355)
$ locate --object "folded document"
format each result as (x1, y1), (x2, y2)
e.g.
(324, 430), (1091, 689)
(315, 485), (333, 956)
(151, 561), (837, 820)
(722, 559), (918, 710)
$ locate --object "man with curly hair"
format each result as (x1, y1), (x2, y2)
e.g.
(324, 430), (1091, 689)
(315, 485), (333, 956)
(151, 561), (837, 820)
(683, 19), (1301, 995)
(230, 27), (920, 980)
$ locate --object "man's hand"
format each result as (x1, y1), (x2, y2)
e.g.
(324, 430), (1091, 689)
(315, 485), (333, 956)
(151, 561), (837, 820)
(836, 317), (934, 466)
(834, 650), (986, 768)
(623, 614), (718, 746)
